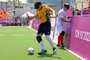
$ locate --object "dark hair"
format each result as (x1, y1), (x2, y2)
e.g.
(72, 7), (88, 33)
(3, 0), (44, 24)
(60, 31), (65, 36)
(34, 2), (42, 9)
(64, 3), (70, 9)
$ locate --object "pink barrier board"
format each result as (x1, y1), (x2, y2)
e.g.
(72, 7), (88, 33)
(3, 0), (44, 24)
(32, 19), (40, 31)
(70, 15), (90, 60)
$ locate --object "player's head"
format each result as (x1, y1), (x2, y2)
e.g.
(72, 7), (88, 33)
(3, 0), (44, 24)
(34, 2), (42, 9)
(64, 3), (70, 11)
(60, 31), (65, 36)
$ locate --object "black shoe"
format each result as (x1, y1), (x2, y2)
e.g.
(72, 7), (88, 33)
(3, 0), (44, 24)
(38, 50), (47, 55)
(61, 42), (65, 48)
(53, 47), (56, 53)
(61, 45), (65, 48)
(57, 44), (60, 47)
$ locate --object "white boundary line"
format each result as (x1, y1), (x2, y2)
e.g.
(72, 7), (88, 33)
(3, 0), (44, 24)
(65, 48), (84, 60)
(53, 40), (84, 60)
(27, 26), (84, 60)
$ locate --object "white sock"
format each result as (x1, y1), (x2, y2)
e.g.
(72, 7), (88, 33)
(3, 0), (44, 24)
(49, 38), (55, 48)
(45, 36), (55, 48)
(39, 41), (46, 50)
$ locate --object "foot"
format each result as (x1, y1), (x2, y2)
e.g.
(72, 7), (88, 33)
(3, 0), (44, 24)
(53, 47), (56, 54)
(57, 44), (60, 47)
(61, 45), (65, 48)
(38, 50), (47, 55)
(61, 43), (65, 48)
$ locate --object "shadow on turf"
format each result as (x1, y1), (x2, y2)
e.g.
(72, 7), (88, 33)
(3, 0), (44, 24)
(37, 53), (61, 59)
(57, 46), (67, 50)
(58, 47), (66, 50)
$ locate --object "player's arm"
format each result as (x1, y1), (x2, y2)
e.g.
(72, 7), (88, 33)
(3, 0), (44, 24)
(50, 9), (56, 18)
(27, 14), (37, 19)
(59, 12), (71, 23)
(61, 18), (71, 23)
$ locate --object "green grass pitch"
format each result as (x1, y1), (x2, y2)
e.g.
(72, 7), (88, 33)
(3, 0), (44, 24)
(0, 26), (81, 60)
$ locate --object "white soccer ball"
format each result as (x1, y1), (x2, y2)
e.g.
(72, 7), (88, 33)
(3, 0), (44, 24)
(27, 48), (34, 55)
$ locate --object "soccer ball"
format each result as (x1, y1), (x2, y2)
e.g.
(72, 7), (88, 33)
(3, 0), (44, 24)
(27, 48), (34, 55)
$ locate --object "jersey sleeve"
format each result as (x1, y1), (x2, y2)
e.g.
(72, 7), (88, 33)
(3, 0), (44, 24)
(58, 12), (65, 18)
(45, 6), (53, 12)
(36, 10), (39, 17)
(36, 10), (41, 19)
(36, 10), (38, 16)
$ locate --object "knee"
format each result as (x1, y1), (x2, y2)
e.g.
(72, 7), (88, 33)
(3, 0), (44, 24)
(45, 35), (50, 40)
(60, 31), (65, 36)
(36, 36), (42, 43)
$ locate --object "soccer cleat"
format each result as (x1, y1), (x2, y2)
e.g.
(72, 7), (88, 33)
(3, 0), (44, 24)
(61, 42), (65, 48)
(57, 44), (60, 47)
(61, 45), (65, 48)
(53, 47), (56, 53)
(38, 50), (47, 55)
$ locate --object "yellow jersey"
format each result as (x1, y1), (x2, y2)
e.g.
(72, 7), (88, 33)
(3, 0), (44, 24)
(36, 6), (52, 24)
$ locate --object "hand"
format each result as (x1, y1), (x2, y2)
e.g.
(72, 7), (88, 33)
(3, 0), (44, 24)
(26, 14), (33, 20)
(66, 17), (72, 23)
(67, 19), (72, 23)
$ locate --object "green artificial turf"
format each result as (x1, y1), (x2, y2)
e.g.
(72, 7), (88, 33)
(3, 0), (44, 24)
(0, 26), (81, 60)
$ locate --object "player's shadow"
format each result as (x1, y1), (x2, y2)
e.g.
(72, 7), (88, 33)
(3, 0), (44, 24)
(37, 53), (61, 59)
(59, 47), (66, 50)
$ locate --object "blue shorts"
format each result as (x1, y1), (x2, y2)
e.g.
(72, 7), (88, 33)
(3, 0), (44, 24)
(37, 22), (51, 35)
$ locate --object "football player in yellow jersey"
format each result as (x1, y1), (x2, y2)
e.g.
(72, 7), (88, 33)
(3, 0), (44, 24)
(27, 2), (56, 55)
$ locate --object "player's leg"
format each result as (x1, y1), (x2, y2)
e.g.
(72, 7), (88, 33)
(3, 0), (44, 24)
(45, 35), (56, 53)
(44, 22), (56, 53)
(36, 34), (47, 55)
(59, 31), (65, 47)
(57, 34), (61, 46)
(36, 24), (47, 55)
(56, 24), (64, 47)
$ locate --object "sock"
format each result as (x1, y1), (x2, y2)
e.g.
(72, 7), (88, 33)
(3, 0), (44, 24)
(61, 42), (64, 46)
(39, 41), (46, 50)
(45, 36), (55, 48)
(58, 34), (64, 45)
(49, 38), (55, 48)
(58, 35), (60, 45)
